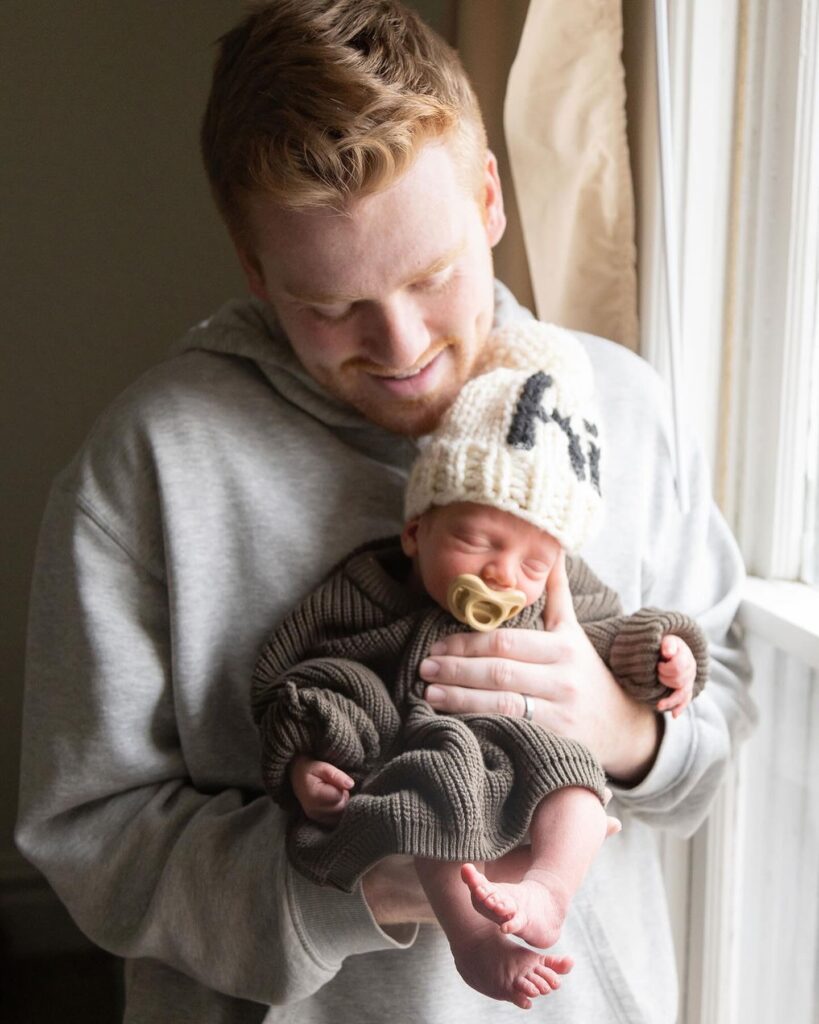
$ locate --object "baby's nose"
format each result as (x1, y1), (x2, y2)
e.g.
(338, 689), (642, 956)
(483, 561), (517, 589)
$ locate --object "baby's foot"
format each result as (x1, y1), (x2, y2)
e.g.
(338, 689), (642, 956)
(461, 862), (569, 949)
(452, 922), (573, 1011)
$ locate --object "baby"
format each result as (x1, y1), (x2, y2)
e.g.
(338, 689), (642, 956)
(252, 321), (709, 1010)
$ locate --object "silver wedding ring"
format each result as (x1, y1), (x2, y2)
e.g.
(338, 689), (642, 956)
(521, 693), (535, 721)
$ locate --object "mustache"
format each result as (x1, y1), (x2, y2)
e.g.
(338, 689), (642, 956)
(343, 338), (455, 377)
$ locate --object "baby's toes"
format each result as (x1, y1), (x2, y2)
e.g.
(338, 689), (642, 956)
(544, 954), (573, 975)
(512, 975), (539, 1008)
(499, 906), (528, 935)
(485, 890), (512, 914)
(461, 863), (492, 900)
(527, 965), (559, 994)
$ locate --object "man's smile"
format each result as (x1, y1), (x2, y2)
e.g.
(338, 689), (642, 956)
(361, 347), (450, 397)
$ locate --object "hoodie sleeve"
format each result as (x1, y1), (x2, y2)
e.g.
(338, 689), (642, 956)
(599, 356), (757, 837)
(15, 483), (414, 1007)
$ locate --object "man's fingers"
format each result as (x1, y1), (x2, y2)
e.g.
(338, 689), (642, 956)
(421, 652), (560, 696)
(544, 551), (578, 631)
(427, 627), (569, 664)
(425, 681), (544, 718)
(421, 634), (572, 693)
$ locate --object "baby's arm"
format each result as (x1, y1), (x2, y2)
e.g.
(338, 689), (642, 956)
(289, 755), (355, 826)
(656, 636), (697, 718)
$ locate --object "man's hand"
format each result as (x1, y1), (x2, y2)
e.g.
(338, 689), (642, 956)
(290, 755), (354, 826)
(361, 855), (438, 928)
(361, 846), (559, 928)
(419, 551), (662, 785)
(656, 635), (697, 718)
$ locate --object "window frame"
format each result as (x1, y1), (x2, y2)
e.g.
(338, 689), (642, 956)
(631, 1), (819, 1021)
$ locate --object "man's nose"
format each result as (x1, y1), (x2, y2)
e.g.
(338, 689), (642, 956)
(364, 294), (432, 370)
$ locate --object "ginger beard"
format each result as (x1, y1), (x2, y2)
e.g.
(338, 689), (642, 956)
(315, 330), (488, 437)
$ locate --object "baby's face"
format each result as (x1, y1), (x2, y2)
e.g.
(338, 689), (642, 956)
(401, 502), (562, 612)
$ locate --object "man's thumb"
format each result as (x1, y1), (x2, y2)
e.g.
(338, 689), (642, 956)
(544, 550), (577, 630)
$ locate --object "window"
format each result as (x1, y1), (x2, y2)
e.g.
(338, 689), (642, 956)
(629, 1), (819, 1021)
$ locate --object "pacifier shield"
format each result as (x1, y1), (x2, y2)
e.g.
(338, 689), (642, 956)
(446, 574), (527, 632)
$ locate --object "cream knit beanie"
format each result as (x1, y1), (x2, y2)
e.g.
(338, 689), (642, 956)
(404, 321), (603, 551)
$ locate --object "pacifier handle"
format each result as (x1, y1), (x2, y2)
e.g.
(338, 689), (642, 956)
(446, 574), (527, 632)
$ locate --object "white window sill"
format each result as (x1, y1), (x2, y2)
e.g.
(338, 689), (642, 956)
(738, 576), (819, 671)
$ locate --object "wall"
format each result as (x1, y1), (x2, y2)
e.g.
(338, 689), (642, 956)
(1, 0), (459, 940)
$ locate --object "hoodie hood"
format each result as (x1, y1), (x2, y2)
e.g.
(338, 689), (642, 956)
(170, 280), (534, 466)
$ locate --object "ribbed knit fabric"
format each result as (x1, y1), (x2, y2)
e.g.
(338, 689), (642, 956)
(589, 606), (710, 703)
(251, 540), (709, 892)
(404, 322), (604, 552)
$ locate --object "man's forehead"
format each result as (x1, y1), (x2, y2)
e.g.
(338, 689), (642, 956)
(246, 140), (480, 294)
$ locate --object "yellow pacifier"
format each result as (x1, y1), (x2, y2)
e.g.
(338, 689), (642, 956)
(446, 574), (527, 632)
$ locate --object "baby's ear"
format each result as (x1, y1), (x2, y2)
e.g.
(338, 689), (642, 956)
(400, 518), (421, 558)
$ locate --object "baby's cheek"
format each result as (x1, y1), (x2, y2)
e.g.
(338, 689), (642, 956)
(524, 579), (548, 606)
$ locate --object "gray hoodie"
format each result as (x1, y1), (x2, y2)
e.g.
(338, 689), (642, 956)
(16, 282), (756, 1023)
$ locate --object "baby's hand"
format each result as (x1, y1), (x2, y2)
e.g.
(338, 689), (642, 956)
(290, 755), (355, 825)
(656, 635), (697, 718)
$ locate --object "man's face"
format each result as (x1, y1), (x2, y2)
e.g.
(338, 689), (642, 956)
(401, 502), (562, 612)
(237, 141), (506, 436)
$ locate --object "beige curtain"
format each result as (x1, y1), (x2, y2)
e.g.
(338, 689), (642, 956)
(455, 0), (535, 311)
(430, 0), (638, 348)
(504, 0), (638, 349)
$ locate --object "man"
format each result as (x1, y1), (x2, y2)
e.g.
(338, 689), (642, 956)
(17, 2), (755, 1021)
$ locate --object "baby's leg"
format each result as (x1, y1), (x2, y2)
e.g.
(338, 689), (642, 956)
(462, 786), (617, 949)
(414, 856), (573, 1010)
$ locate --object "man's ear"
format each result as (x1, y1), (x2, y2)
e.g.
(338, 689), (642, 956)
(482, 150), (507, 248)
(234, 243), (270, 303)
(400, 518), (421, 558)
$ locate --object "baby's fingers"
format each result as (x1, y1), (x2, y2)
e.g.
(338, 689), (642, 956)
(307, 790), (350, 826)
(309, 780), (352, 811)
(660, 635), (679, 660)
(657, 660), (684, 688)
(313, 763), (355, 791)
(657, 686), (691, 715)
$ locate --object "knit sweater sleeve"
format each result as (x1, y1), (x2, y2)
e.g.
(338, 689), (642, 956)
(251, 574), (401, 813)
(253, 658), (400, 812)
(606, 607), (709, 703)
(568, 556), (709, 704)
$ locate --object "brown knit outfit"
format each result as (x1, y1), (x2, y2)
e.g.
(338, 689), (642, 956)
(251, 539), (709, 892)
